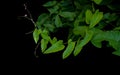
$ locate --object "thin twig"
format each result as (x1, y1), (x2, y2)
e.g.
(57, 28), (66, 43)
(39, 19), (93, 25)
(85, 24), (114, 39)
(34, 42), (41, 58)
(18, 16), (31, 22)
(25, 30), (34, 35)
(24, 4), (33, 20)
(24, 3), (37, 27)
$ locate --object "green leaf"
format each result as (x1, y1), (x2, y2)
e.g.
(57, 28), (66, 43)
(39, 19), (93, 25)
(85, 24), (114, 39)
(93, 0), (102, 5)
(77, 9), (86, 22)
(41, 39), (49, 52)
(62, 40), (75, 59)
(41, 33), (50, 41)
(109, 40), (120, 51)
(112, 50), (120, 56)
(110, 40), (120, 56)
(41, 29), (51, 41)
(44, 40), (65, 54)
(59, 12), (76, 21)
(74, 19), (80, 27)
(68, 39), (72, 43)
(108, 13), (118, 22)
(74, 30), (93, 56)
(43, 1), (57, 7)
(43, 24), (55, 32)
(113, 26), (120, 31)
(36, 13), (49, 27)
(89, 10), (103, 28)
(50, 37), (57, 45)
(91, 31), (120, 50)
(74, 1), (82, 9)
(91, 32), (104, 48)
(85, 9), (93, 24)
(99, 0), (112, 5)
(48, 5), (59, 14)
(33, 29), (41, 43)
(117, 19), (120, 26)
(55, 15), (62, 27)
(103, 13), (110, 19)
(73, 26), (88, 37)
(97, 21), (107, 29)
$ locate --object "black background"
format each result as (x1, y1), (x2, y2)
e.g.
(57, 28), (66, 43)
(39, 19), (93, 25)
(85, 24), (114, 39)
(15, 0), (120, 66)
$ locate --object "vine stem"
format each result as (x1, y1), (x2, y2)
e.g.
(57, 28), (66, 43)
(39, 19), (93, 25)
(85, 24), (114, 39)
(23, 3), (40, 57)
(24, 4), (40, 58)
(34, 42), (41, 58)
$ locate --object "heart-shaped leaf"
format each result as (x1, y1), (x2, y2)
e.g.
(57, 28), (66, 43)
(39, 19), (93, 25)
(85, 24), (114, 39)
(74, 30), (93, 56)
(41, 39), (49, 52)
(33, 29), (41, 43)
(44, 40), (65, 54)
(62, 39), (75, 59)
(85, 9), (93, 24)
(89, 10), (103, 28)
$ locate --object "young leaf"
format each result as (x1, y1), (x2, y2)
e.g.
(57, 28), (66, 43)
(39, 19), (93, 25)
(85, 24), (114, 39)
(85, 9), (93, 24)
(50, 37), (57, 45)
(33, 29), (41, 43)
(62, 40), (75, 59)
(41, 39), (49, 52)
(55, 15), (62, 27)
(89, 10), (103, 28)
(93, 0), (102, 5)
(43, 1), (57, 7)
(74, 30), (93, 56)
(44, 40), (65, 54)
(68, 39), (72, 43)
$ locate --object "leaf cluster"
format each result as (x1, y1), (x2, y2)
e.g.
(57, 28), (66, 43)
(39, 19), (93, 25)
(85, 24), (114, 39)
(32, 0), (120, 59)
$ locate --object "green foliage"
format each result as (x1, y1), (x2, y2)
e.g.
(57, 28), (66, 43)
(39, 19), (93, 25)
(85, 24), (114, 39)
(73, 26), (88, 37)
(43, 40), (65, 54)
(74, 30), (93, 56)
(89, 10), (103, 28)
(91, 31), (120, 56)
(31, 0), (120, 59)
(62, 39), (76, 59)
(41, 39), (49, 52)
(55, 15), (62, 27)
(33, 28), (41, 43)
(85, 9), (93, 24)
(43, 1), (57, 7)
(93, 0), (103, 5)
(36, 13), (49, 28)
(59, 12), (76, 21)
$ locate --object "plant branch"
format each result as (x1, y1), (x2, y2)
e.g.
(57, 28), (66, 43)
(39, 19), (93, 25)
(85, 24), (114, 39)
(34, 42), (41, 58)
(25, 30), (34, 35)
(23, 4), (37, 27)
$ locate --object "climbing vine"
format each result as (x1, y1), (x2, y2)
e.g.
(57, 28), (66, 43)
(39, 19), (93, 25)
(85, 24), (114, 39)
(24, 0), (120, 59)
